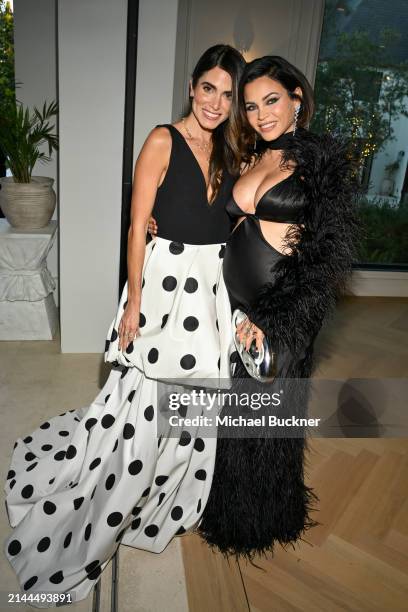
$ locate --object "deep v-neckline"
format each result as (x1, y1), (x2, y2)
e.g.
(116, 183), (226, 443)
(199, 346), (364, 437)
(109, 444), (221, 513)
(172, 126), (216, 208)
(232, 173), (295, 216)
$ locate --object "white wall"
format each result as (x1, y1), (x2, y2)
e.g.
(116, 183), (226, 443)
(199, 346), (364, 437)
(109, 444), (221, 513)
(133, 0), (179, 157)
(13, 0), (59, 302)
(173, 0), (325, 119)
(58, 0), (127, 352)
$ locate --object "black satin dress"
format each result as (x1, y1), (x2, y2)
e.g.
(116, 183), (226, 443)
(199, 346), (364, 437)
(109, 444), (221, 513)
(223, 171), (306, 313)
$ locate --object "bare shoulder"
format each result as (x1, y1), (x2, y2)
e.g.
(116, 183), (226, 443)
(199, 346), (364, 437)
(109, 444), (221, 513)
(142, 126), (172, 153)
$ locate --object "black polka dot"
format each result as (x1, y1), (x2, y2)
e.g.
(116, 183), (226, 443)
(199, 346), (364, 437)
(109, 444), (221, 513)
(40, 421), (50, 430)
(171, 506), (183, 521)
(59, 430), (69, 437)
(91, 485), (97, 499)
(25, 452), (36, 462)
(217, 357), (220, 370)
(49, 477), (55, 484)
(89, 458), (101, 470)
(183, 316), (199, 331)
(219, 245), (225, 258)
(230, 350), (239, 363)
(148, 348), (159, 363)
(179, 431), (191, 446)
(142, 276), (146, 287)
(54, 450), (66, 461)
(175, 526), (186, 536)
(9, 479), (16, 489)
(144, 405), (154, 421)
(125, 341), (134, 354)
(37, 537), (50, 553)
(161, 314), (169, 329)
(123, 300), (128, 310)
(155, 475), (168, 486)
(139, 312), (146, 327)
(123, 423), (135, 439)
(105, 339), (110, 352)
(50, 570), (64, 584)
(131, 517), (141, 530)
(111, 328), (118, 342)
(105, 394), (111, 403)
(128, 460), (143, 475)
(116, 527), (127, 543)
(180, 354), (196, 370)
(105, 474), (115, 490)
(26, 461), (38, 472)
(121, 367), (128, 379)
(194, 438), (205, 452)
(41, 444), (53, 451)
(85, 560), (101, 580)
(21, 485), (34, 499)
(8, 540), (21, 556)
(158, 492), (166, 505)
(169, 241), (184, 255)
(216, 319), (219, 331)
(63, 532), (72, 548)
(101, 414), (115, 429)
(74, 497), (84, 510)
(7, 470), (15, 480)
(184, 277), (198, 293)
(66, 445), (77, 459)
(212, 284), (217, 295)
(132, 506), (142, 516)
(197, 499), (202, 513)
(43, 501), (56, 515)
(107, 512), (123, 527)
(144, 524), (159, 537)
(23, 436), (33, 443)
(195, 469), (207, 481)
(112, 439), (119, 453)
(178, 404), (187, 418)
(142, 487), (150, 497)
(24, 576), (38, 590)
(162, 276), (177, 291)
(84, 523), (92, 541)
(128, 390), (135, 402)
(85, 418), (97, 431)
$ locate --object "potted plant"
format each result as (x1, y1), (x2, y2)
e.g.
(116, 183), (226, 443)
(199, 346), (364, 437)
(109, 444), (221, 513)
(0, 99), (58, 229)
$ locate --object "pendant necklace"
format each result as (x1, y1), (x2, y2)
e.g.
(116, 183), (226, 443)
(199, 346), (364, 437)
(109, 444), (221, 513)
(182, 117), (211, 161)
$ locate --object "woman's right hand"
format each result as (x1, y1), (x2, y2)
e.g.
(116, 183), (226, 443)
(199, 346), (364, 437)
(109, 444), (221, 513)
(148, 216), (158, 237)
(118, 301), (141, 352)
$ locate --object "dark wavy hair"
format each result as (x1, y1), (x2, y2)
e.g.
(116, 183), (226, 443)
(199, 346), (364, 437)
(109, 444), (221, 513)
(187, 44), (245, 201)
(238, 56), (315, 165)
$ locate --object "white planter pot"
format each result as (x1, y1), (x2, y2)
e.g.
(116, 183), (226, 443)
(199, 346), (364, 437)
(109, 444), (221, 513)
(0, 176), (56, 229)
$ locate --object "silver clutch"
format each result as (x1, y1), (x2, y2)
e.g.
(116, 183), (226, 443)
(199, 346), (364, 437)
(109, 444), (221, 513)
(232, 309), (277, 383)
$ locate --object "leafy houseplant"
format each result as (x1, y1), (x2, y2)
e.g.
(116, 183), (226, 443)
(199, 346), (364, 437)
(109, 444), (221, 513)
(0, 100), (59, 228)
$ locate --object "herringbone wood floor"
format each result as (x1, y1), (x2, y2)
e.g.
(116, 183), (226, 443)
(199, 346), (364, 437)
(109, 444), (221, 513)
(181, 297), (408, 612)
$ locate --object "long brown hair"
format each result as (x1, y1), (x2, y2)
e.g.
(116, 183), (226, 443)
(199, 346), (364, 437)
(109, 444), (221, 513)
(187, 44), (245, 202)
(237, 56), (315, 166)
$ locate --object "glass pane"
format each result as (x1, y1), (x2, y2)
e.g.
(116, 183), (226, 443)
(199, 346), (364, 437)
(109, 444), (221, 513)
(311, 0), (408, 266)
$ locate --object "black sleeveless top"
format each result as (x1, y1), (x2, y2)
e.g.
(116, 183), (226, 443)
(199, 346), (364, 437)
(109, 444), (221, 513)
(151, 124), (234, 244)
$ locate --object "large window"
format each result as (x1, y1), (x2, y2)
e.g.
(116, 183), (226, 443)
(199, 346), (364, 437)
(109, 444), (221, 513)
(312, 0), (408, 266)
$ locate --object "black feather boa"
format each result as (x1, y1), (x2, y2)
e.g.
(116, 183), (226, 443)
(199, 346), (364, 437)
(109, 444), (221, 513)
(197, 130), (361, 563)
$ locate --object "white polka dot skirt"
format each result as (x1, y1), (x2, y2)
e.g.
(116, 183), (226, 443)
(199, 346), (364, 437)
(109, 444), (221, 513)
(3, 237), (234, 608)
(104, 237), (234, 386)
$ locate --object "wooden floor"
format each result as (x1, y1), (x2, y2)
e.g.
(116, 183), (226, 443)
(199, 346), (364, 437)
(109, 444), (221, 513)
(181, 297), (408, 612)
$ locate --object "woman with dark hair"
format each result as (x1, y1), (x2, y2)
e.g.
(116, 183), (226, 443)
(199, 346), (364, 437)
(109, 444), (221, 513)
(197, 56), (360, 561)
(4, 44), (245, 605)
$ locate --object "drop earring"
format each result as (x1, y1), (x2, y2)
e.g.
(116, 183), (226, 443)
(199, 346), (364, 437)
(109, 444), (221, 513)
(293, 105), (301, 136)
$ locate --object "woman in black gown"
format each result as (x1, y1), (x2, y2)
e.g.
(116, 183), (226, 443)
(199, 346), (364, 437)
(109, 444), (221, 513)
(198, 56), (360, 561)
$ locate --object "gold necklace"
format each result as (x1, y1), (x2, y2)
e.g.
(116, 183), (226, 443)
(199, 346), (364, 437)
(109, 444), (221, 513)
(182, 118), (211, 160)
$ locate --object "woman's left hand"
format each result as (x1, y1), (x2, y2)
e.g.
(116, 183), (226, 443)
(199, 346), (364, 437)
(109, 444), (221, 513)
(236, 316), (264, 352)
